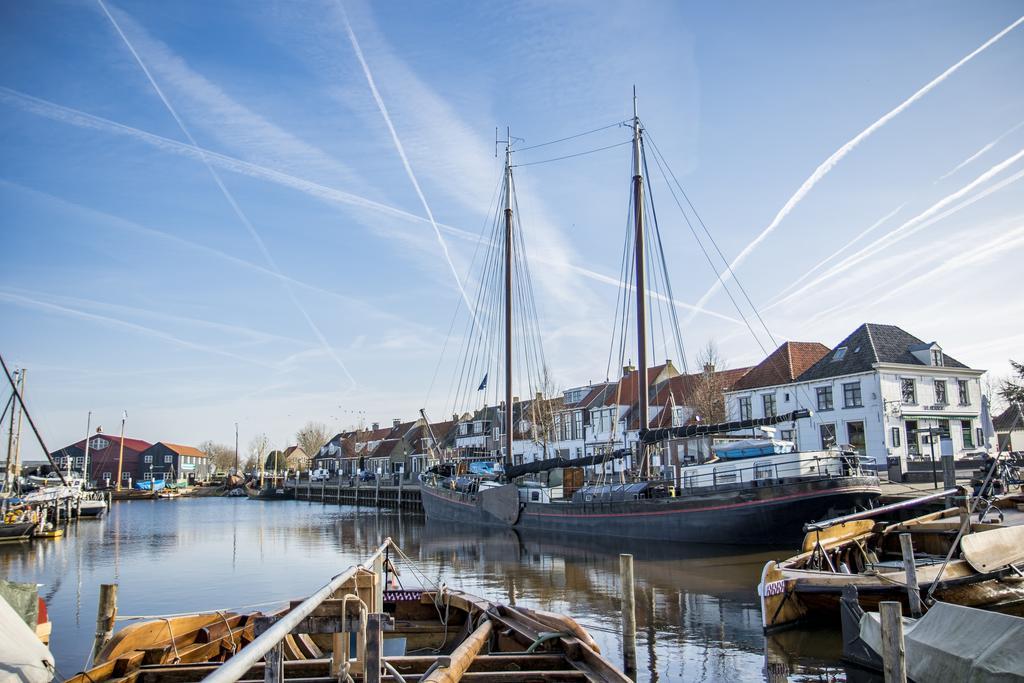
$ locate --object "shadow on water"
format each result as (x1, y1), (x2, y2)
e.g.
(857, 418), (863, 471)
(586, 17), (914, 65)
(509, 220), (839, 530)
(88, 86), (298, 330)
(1, 498), (865, 682)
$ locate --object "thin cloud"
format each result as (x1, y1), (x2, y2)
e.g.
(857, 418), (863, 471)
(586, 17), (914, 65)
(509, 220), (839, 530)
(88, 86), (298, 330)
(689, 14), (1024, 319)
(774, 156), (1024, 308)
(97, 0), (356, 389)
(937, 119), (1024, 180)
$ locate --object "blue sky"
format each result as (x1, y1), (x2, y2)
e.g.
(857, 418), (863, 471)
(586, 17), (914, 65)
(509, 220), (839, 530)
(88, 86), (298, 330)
(2, 1), (1023, 459)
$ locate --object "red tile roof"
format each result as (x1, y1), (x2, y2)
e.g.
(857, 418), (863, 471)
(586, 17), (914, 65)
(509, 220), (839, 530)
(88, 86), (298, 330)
(75, 434), (152, 453)
(159, 442), (206, 458)
(731, 342), (830, 391)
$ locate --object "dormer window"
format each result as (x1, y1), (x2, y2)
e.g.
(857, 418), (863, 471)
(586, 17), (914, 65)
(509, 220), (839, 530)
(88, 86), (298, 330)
(931, 349), (944, 366)
(832, 347), (847, 362)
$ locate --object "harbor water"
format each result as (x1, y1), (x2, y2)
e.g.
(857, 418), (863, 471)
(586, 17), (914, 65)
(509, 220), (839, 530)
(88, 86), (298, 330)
(0, 497), (866, 682)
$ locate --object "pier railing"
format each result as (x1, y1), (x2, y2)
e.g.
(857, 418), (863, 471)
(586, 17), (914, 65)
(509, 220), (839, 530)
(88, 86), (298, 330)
(201, 538), (391, 683)
(678, 451), (874, 493)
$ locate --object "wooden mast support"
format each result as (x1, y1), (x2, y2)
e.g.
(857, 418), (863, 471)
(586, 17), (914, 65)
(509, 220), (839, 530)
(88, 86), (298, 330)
(422, 619), (494, 683)
(90, 583), (118, 664)
(898, 533), (923, 617)
(503, 130), (514, 473)
(879, 601), (907, 683)
(631, 90), (650, 479)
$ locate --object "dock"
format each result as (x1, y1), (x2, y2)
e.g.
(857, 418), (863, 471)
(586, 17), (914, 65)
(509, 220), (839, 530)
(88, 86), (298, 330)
(286, 479), (422, 511)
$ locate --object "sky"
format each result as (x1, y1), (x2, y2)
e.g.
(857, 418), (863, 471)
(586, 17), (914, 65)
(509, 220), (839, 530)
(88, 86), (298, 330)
(2, 0), (1023, 460)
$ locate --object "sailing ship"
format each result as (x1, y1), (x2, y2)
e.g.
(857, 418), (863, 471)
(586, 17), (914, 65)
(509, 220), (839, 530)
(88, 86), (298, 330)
(420, 97), (880, 544)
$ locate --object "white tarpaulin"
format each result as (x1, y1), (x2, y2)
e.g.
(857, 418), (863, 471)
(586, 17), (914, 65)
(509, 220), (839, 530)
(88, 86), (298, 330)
(0, 594), (54, 683)
(862, 602), (1024, 681)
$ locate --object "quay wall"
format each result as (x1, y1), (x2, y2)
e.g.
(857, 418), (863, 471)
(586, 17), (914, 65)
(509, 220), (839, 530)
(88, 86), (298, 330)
(286, 479), (423, 512)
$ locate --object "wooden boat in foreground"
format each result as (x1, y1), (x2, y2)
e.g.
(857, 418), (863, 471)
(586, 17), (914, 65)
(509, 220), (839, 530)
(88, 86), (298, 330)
(759, 490), (1024, 631)
(68, 537), (628, 683)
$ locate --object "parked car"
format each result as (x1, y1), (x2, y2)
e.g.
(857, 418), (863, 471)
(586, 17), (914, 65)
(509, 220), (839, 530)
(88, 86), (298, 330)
(310, 468), (331, 482)
(358, 470), (376, 482)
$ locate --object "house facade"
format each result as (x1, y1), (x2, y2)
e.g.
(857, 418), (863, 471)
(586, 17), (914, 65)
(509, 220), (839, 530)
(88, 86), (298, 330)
(725, 324), (986, 467)
(50, 433), (152, 488)
(995, 403), (1024, 452)
(138, 442), (211, 483)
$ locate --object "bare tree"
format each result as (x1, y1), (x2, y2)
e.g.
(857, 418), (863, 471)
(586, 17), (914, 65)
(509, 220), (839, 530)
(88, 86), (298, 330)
(295, 421), (331, 462)
(691, 340), (727, 424)
(199, 440), (236, 473)
(529, 366), (561, 460)
(982, 371), (1007, 413)
(243, 433), (271, 473)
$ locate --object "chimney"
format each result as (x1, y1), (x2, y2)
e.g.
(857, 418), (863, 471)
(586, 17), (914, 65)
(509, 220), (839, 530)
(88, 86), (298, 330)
(704, 362), (715, 373)
(452, 413), (459, 422)
(623, 362), (636, 375)
(393, 418), (401, 428)
(371, 422), (379, 431)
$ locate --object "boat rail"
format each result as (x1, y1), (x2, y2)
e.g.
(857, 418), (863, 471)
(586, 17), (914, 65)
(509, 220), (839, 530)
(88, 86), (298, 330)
(676, 451), (874, 494)
(201, 538), (391, 683)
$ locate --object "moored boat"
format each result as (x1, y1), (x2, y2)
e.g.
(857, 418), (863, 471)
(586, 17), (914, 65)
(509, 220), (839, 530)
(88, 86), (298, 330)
(67, 538), (628, 683)
(759, 490), (1024, 631)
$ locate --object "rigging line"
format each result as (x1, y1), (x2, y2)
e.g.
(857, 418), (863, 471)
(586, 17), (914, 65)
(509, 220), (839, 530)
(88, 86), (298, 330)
(646, 131), (779, 350)
(644, 136), (771, 358)
(431, 171), (505, 410)
(513, 140), (633, 168)
(641, 141), (688, 373)
(96, 0), (357, 390)
(514, 120), (631, 152)
(607, 189), (636, 382)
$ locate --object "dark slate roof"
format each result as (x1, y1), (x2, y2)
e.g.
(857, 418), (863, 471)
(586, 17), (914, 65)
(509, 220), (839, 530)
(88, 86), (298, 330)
(797, 323), (969, 382)
(994, 403), (1024, 432)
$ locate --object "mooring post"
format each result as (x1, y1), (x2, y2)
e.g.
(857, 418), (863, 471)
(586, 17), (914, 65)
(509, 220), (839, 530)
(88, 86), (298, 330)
(321, 476), (326, 503)
(398, 475), (403, 509)
(620, 553), (637, 677)
(879, 601), (907, 682)
(90, 583), (118, 664)
(355, 475), (360, 506)
(375, 476), (380, 507)
(898, 533), (922, 617)
(941, 455), (956, 508)
(337, 478), (341, 505)
(365, 613), (384, 683)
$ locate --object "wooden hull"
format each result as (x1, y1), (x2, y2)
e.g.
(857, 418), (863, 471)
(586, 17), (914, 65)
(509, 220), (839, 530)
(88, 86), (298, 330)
(422, 475), (880, 544)
(0, 521), (36, 543)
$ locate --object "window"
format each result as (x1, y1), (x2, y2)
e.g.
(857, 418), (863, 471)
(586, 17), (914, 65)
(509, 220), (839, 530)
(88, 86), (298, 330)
(931, 349), (944, 366)
(934, 380), (947, 405)
(574, 411), (583, 439)
(738, 397), (751, 421)
(102, 471), (111, 480)
(164, 455), (173, 463)
(143, 473), (153, 481)
(780, 429), (796, 446)
(962, 420), (974, 449)
(891, 427), (902, 447)
(784, 392), (791, 402)
(144, 455), (153, 463)
(901, 378), (916, 404)
(832, 347), (847, 362)
(847, 421), (866, 454)
(122, 472), (131, 480)
(762, 394), (777, 417)
(816, 386), (833, 411)
(820, 424), (837, 449)
(843, 382), (863, 408)
(957, 380), (969, 405)
(90, 437), (110, 450)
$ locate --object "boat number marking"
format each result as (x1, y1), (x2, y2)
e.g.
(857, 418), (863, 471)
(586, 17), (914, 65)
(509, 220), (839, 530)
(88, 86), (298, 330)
(761, 580), (787, 597)
(384, 590), (423, 602)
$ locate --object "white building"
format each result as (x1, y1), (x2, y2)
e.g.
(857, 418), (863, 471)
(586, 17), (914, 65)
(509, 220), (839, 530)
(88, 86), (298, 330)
(726, 324), (986, 468)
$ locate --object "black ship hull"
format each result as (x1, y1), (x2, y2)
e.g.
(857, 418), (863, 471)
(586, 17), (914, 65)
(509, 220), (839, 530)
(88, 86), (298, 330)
(0, 521), (37, 543)
(420, 476), (880, 545)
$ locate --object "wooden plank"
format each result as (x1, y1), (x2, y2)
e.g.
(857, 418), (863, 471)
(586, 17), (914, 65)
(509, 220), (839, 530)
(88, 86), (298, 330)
(880, 601), (906, 683)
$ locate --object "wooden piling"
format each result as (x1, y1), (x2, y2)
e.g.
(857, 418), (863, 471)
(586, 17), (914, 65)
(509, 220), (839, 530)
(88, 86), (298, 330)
(90, 583), (118, 664)
(620, 553), (637, 677)
(898, 533), (922, 617)
(879, 601), (906, 682)
(321, 476), (326, 503)
(375, 476), (380, 507)
(398, 476), (403, 509)
(941, 455), (956, 507)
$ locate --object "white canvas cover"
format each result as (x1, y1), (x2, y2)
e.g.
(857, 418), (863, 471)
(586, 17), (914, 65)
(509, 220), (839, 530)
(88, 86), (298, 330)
(0, 594), (54, 683)
(861, 602), (1024, 682)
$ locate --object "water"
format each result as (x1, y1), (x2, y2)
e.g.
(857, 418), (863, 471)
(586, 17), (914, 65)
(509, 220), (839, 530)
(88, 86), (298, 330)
(0, 498), (866, 682)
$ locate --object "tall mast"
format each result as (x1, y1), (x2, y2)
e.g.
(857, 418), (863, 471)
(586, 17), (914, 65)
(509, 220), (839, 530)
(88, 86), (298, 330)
(503, 128), (514, 471)
(631, 90), (650, 478)
(83, 410), (92, 487)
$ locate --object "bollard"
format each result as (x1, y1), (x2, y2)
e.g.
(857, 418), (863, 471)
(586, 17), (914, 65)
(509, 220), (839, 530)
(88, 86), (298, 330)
(941, 455), (956, 508)
(898, 533), (922, 617)
(620, 553), (637, 677)
(879, 601), (906, 682)
(90, 583), (118, 664)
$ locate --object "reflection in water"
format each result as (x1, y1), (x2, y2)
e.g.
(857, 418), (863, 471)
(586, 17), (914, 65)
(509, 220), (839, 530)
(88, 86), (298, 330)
(1, 499), (853, 682)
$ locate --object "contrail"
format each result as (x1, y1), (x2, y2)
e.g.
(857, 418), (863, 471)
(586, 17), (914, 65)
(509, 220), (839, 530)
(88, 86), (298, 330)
(763, 203), (905, 309)
(96, 0), (356, 390)
(938, 119), (1024, 180)
(688, 14), (1024, 320)
(1, 87), (734, 324)
(773, 150), (1024, 307)
(338, 3), (476, 322)
(0, 291), (280, 370)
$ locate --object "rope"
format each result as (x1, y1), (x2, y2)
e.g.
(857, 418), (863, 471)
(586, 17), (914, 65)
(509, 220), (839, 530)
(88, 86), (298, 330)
(513, 140), (631, 167)
(114, 598), (286, 621)
(515, 120), (628, 152)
